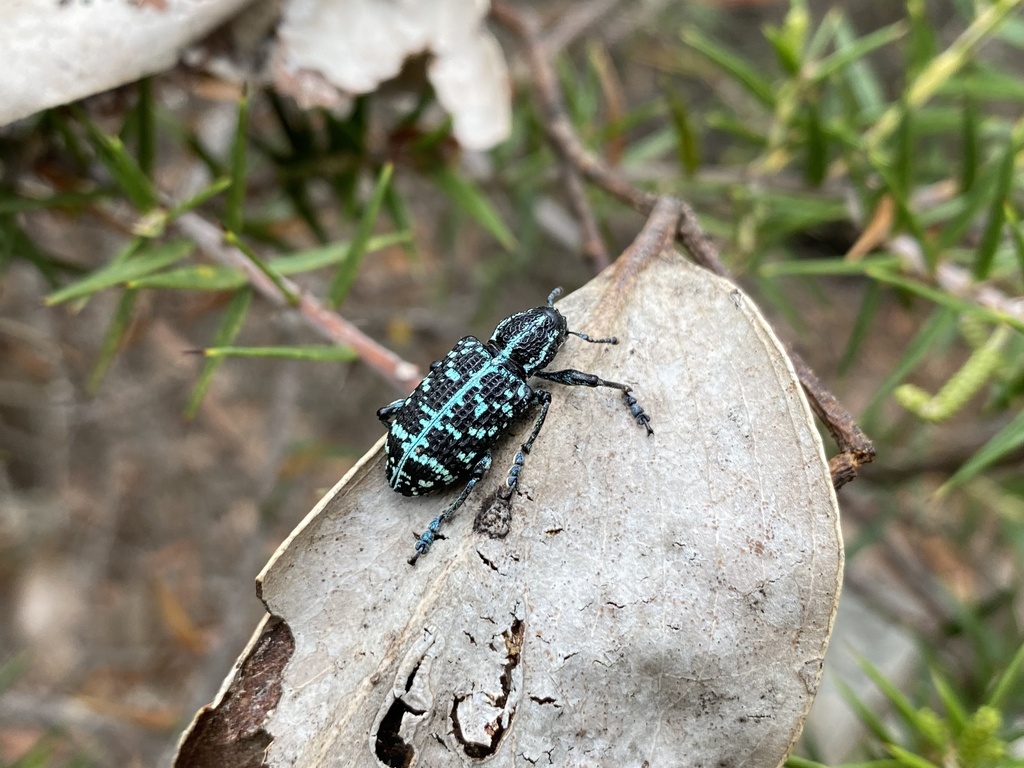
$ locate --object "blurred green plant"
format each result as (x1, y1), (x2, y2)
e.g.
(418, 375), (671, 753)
(789, 643), (1024, 768)
(0, 76), (525, 410)
(670, 0), (1024, 480)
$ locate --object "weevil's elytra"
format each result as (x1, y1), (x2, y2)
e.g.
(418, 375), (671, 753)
(377, 288), (652, 564)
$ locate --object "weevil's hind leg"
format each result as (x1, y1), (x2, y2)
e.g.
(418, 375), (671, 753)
(500, 389), (551, 502)
(534, 368), (654, 435)
(410, 452), (492, 565)
(376, 399), (406, 425)
(475, 389), (553, 540)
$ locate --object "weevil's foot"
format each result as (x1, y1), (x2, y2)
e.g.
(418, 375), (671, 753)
(623, 391), (654, 436)
(408, 527), (438, 566)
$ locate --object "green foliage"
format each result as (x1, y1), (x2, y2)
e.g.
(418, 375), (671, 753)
(185, 287), (252, 419)
(328, 162), (394, 307)
(819, 655), (1024, 768)
(678, 0), (1024, 484)
(2, 88), (427, 413)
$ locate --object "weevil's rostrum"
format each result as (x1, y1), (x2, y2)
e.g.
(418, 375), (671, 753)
(377, 288), (652, 564)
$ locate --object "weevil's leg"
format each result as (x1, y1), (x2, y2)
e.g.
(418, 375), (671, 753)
(534, 368), (654, 435)
(376, 399), (407, 425)
(498, 389), (552, 502)
(409, 452), (493, 565)
(569, 331), (618, 345)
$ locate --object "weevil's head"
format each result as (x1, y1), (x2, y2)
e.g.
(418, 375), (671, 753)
(489, 288), (568, 376)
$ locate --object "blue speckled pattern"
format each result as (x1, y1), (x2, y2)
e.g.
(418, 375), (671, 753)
(385, 336), (533, 496)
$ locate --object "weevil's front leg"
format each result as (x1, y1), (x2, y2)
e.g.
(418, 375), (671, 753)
(409, 452), (492, 565)
(535, 368), (653, 435)
(376, 399), (407, 424)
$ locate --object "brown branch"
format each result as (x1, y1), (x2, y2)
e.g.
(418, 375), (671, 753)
(491, 2), (876, 488)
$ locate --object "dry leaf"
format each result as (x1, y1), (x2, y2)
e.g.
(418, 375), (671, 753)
(177, 245), (841, 767)
(0, 0), (251, 127)
(274, 0), (511, 150)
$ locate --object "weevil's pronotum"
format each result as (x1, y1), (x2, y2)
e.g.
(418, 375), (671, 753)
(377, 288), (652, 564)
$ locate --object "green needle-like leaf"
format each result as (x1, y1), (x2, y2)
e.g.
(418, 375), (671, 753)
(866, 0), (1024, 151)
(226, 89), (250, 234)
(186, 288), (252, 418)
(129, 264), (248, 291)
(199, 345), (359, 361)
(276, 231), (408, 275)
(974, 119), (1023, 279)
(814, 21), (908, 82)
(834, 16), (886, 113)
(940, 407), (1024, 493)
(959, 88), (979, 192)
(839, 281), (883, 375)
(929, 667), (968, 732)
(860, 309), (954, 428)
(987, 640), (1024, 709)
(804, 100), (827, 186)
(382, 183), (419, 260)
(682, 27), (776, 108)
(129, 233), (410, 291)
(666, 88), (699, 177)
(0, 189), (116, 215)
(46, 240), (193, 304)
(836, 676), (897, 745)
(785, 758), (830, 768)
(1006, 203), (1024, 279)
(328, 163), (394, 307)
(167, 177), (232, 220)
(430, 167), (517, 254)
(885, 745), (942, 768)
(73, 105), (158, 211)
(863, 265), (1024, 333)
(87, 290), (137, 392)
(858, 657), (925, 732)
(134, 78), (155, 177)
(224, 230), (299, 306)
(760, 255), (901, 278)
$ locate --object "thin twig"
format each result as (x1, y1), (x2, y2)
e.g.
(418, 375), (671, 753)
(541, 0), (621, 53)
(786, 349), (876, 489)
(491, 2), (876, 488)
(561, 163), (611, 270)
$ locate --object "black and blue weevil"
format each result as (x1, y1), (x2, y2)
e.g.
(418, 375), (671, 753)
(377, 288), (652, 564)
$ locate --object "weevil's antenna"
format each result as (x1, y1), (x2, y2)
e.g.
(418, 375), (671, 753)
(547, 287), (563, 307)
(570, 331), (618, 344)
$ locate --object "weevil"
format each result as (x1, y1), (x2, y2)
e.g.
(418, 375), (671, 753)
(377, 288), (652, 564)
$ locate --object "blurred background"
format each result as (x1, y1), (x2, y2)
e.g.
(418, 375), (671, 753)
(1, 0), (1023, 766)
